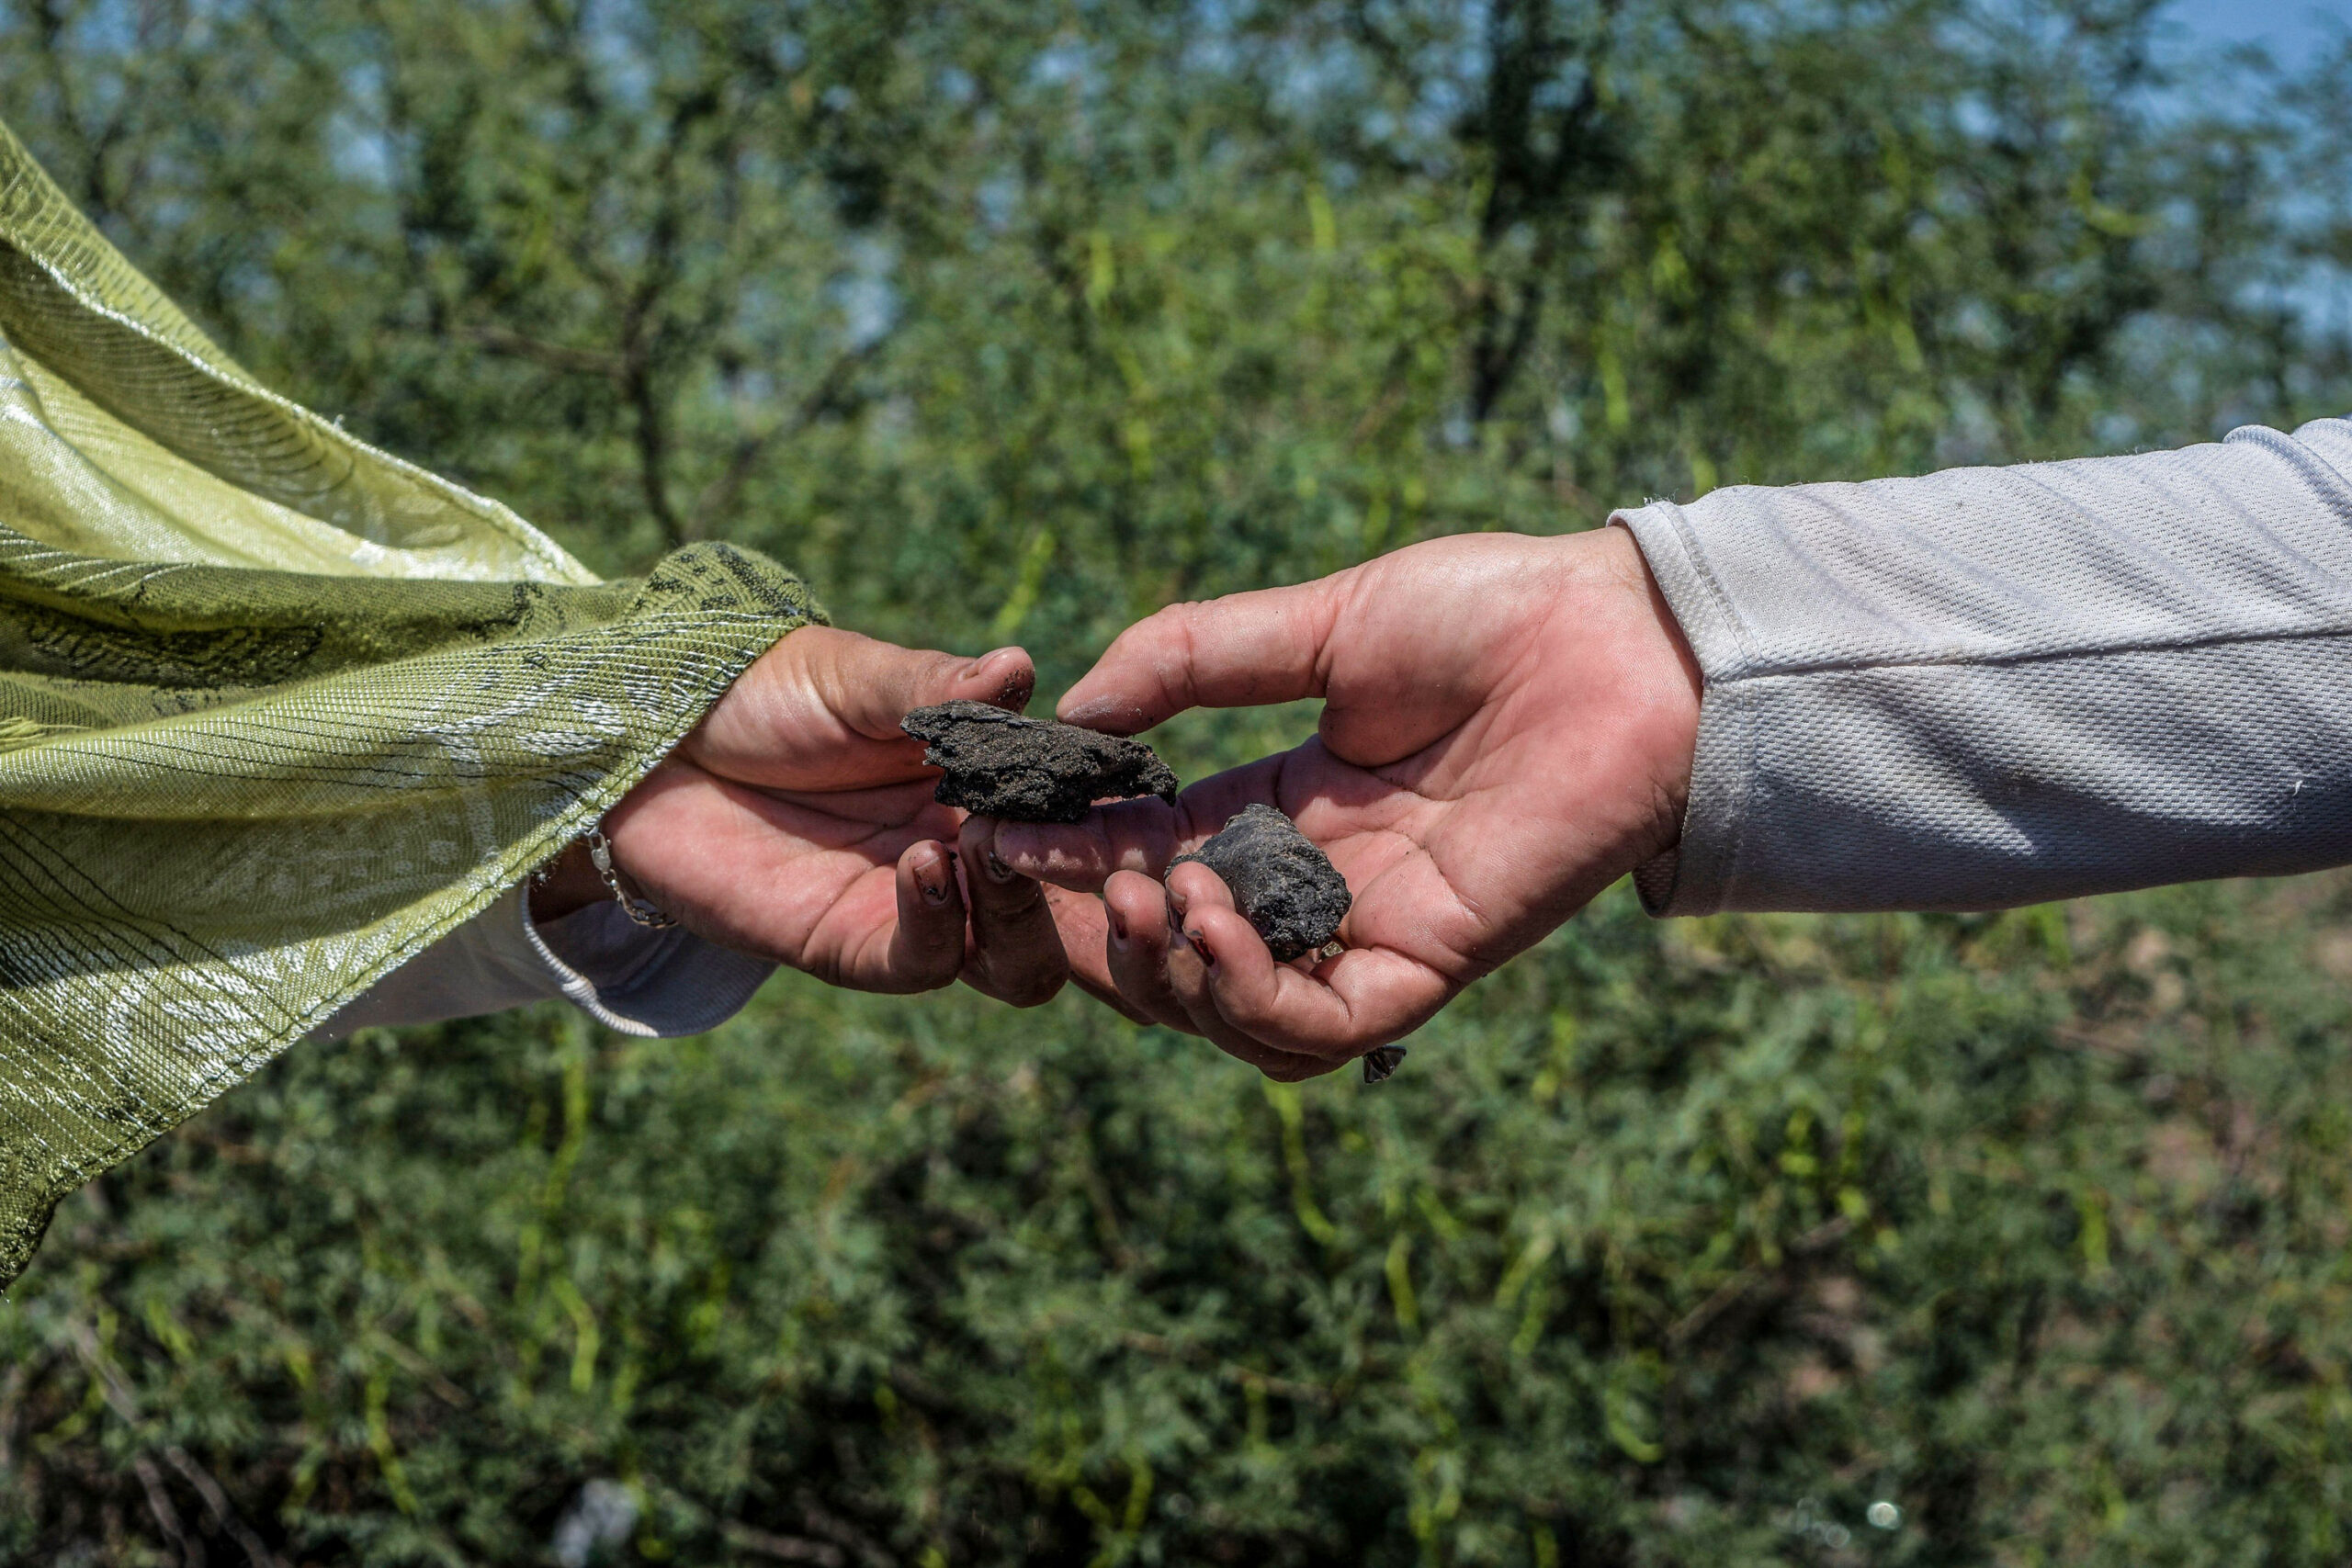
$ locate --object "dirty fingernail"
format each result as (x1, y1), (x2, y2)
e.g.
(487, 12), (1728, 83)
(1186, 930), (1216, 968)
(986, 848), (1017, 884)
(1110, 907), (1129, 943)
(1167, 883), (1190, 917)
(969, 648), (1034, 709)
(918, 851), (953, 905)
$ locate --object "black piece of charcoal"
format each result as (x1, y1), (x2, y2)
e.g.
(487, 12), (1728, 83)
(902, 699), (1179, 824)
(1170, 803), (1351, 963)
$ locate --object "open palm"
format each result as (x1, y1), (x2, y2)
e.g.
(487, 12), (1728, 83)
(990, 528), (1701, 1076)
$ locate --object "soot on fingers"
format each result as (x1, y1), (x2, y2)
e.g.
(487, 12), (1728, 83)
(902, 699), (1180, 823)
(1170, 804), (1351, 963)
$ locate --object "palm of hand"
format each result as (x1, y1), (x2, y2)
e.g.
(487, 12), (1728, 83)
(613, 767), (966, 989)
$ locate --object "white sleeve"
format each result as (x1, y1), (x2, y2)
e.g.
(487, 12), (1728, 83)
(311, 883), (775, 1039)
(1615, 414), (2352, 914)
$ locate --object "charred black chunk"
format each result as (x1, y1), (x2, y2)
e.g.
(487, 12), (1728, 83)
(1170, 804), (1351, 963)
(902, 699), (1179, 823)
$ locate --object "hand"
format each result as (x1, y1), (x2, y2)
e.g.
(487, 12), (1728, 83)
(982, 527), (1702, 1076)
(537, 625), (1070, 1002)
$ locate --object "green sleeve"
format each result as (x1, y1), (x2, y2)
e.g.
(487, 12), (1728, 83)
(0, 118), (819, 1284)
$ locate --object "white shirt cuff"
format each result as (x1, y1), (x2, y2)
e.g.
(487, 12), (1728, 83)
(312, 883), (775, 1039)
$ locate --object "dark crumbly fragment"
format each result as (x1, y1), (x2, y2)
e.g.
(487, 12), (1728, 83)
(1170, 804), (1351, 963)
(902, 699), (1179, 824)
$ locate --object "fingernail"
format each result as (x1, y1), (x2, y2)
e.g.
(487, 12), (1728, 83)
(986, 848), (1016, 884)
(1167, 884), (1190, 917)
(1110, 908), (1129, 943)
(970, 648), (1033, 709)
(919, 854), (952, 905)
(1186, 930), (1216, 968)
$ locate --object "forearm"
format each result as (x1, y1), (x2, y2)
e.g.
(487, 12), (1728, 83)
(1618, 415), (2352, 913)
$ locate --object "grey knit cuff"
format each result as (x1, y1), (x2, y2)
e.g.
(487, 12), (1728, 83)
(1612, 503), (1749, 918)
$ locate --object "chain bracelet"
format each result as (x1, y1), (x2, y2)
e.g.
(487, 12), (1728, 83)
(586, 827), (677, 929)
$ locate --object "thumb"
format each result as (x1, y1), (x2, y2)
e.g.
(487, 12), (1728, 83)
(1056, 577), (1342, 735)
(802, 626), (1037, 742)
(690, 626), (1036, 790)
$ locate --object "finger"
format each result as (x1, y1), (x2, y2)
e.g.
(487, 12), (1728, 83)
(1101, 869), (1202, 1032)
(1163, 862), (1446, 1066)
(985, 753), (1290, 892)
(1044, 888), (1152, 1024)
(814, 627), (1035, 739)
(692, 626), (1036, 790)
(1156, 863), (1261, 1043)
(1144, 865), (1336, 1078)
(1056, 581), (1341, 734)
(878, 839), (968, 993)
(1166, 940), (1339, 1078)
(986, 795), (1187, 893)
(1212, 1032), (1350, 1082)
(956, 816), (1069, 1008)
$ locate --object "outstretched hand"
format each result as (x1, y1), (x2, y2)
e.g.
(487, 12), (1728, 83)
(983, 527), (1702, 1077)
(537, 625), (1071, 1003)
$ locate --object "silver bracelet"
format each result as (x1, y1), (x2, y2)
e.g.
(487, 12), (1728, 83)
(586, 828), (677, 929)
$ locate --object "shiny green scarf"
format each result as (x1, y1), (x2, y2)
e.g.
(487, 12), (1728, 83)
(0, 121), (816, 1284)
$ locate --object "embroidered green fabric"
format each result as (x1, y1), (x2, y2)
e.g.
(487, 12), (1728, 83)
(0, 120), (818, 1284)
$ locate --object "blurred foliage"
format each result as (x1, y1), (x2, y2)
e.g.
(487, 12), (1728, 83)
(4, 0), (2352, 1562)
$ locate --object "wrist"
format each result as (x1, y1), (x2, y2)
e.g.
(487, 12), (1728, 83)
(1587, 524), (1702, 865)
(529, 840), (606, 924)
